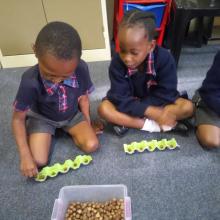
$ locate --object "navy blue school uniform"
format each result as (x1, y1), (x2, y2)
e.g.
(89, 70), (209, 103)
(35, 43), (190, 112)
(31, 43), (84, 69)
(14, 59), (94, 122)
(199, 51), (220, 116)
(106, 46), (179, 117)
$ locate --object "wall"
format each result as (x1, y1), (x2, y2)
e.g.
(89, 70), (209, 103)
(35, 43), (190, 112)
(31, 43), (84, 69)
(0, 0), (107, 56)
(0, 0), (111, 67)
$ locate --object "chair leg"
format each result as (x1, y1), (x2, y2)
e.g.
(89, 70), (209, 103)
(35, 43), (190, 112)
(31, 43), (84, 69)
(203, 16), (214, 44)
(194, 17), (204, 47)
(170, 10), (191, 66)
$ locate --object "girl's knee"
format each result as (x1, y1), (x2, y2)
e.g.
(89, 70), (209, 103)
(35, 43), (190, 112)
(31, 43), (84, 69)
(98, 102), (109, 118)
(83, 139), (99, 153)
(181, 100), (194, 116)
(98, 100), (116, 121)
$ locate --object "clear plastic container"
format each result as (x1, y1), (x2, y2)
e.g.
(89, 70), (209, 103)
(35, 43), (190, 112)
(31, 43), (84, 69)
(51, 184), (132, 220)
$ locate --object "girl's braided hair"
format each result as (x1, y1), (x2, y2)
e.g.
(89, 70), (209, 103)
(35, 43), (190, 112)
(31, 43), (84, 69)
(119, 10), (157, 41)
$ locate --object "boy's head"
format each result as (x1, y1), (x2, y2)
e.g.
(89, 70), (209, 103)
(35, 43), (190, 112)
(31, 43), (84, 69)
(118, 10), (156, 69)
(35, 21), (82, 60)
(34, 21), (82, 83)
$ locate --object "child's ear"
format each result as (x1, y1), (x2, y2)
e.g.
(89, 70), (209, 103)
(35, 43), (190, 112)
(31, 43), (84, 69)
(32, 44), (37, 58)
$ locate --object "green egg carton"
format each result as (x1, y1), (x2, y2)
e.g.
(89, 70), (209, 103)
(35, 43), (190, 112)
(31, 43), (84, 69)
(124, 138), (179, 154)
(35, 155), (92, 182)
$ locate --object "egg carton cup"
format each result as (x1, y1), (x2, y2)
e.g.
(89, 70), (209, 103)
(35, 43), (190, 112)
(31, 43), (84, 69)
(35, 155), (92, 182)
(124, 138), (179, 154)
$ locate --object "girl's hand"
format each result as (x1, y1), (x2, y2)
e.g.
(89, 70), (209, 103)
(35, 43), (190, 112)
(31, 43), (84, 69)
(157, 109), (177, 130)
(20, 155), (38, 178)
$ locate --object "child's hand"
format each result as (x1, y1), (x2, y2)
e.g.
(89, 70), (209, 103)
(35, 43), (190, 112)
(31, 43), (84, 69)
(157, 110), (176, 131)
(91, 119), (104, 135)
(20, 155), (38, 178)
(144, 106), (164, 121)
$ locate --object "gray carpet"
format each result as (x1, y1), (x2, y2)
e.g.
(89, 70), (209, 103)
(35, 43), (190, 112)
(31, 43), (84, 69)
(1, 45), (220, 220)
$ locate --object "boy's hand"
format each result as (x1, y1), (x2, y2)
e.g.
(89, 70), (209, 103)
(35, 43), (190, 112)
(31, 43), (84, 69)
(20, 155), (38, 178)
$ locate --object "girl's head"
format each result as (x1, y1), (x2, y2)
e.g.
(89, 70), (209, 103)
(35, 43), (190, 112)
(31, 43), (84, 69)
(118, 10), (156, 69)
(34, 21), (82, 83)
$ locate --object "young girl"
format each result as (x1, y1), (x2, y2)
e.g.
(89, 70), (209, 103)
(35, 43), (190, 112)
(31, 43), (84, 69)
(193, 51), (220, 149)
(98, 10), (193, 136)
(12, 22), (100, 178)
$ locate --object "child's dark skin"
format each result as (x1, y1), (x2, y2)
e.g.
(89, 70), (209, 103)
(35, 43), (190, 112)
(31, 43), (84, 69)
(98, 25), (193, 130)
(12, 51), (103, 178)
(194, 52), (220, 149)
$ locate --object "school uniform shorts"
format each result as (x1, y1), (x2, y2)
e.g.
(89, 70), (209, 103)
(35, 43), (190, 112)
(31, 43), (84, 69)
(192, 91), (220, 128)
(26, 110), (85, 135)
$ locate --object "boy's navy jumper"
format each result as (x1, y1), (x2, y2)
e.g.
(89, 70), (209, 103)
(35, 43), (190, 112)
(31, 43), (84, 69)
(14, 60), (94, 121)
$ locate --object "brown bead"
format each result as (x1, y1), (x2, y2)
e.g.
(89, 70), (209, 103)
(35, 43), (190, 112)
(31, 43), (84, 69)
(64, 199), (125, 220)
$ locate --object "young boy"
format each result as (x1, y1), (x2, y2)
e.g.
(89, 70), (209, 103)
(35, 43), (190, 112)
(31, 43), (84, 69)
(98, 10), (193, 136)
(193, 51), (220, 149)
(12, 21), (99, 178)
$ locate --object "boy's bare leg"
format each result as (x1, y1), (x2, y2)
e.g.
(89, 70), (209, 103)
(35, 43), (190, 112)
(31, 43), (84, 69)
(164, 98), (194, 121)
(98, 100), (145, 129)
(28, 133), (52, 167)
(67, 121), (99, 153)
(196, 125), (220, 149)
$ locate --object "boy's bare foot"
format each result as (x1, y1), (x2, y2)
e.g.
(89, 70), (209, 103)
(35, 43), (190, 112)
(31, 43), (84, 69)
(91, 119), (104, 134)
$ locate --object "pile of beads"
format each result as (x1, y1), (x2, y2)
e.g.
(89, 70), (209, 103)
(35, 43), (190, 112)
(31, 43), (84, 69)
(35, 155), (92, 182)
(65, 199), (125, 220)
(124, 138), (179, 154)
